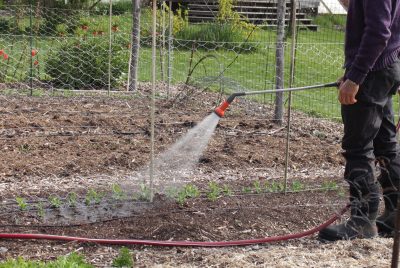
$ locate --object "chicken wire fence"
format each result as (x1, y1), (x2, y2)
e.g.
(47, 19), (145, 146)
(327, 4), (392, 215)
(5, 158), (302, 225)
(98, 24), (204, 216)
(0, 0), (352, 119)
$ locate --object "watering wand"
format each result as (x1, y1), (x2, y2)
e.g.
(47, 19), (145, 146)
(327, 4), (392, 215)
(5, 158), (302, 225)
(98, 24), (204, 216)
(214, 82), (339, 117)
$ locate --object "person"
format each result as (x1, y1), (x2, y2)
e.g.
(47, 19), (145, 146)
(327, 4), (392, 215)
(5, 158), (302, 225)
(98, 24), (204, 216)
(318, 0), (400, 241)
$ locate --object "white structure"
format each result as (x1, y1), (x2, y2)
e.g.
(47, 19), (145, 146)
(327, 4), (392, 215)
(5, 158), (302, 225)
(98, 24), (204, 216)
(318, 0), (347, 14)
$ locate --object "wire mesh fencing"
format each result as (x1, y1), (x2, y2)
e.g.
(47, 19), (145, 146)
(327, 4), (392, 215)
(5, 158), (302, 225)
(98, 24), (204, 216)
(0, 0), (351, 119)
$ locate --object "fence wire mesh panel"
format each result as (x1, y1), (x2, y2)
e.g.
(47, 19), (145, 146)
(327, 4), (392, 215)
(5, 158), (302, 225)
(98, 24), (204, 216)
(0, 0), (351, 119)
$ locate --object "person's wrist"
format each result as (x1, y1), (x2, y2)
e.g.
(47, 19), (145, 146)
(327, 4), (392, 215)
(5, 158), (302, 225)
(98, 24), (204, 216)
(346, 79), (358, 86)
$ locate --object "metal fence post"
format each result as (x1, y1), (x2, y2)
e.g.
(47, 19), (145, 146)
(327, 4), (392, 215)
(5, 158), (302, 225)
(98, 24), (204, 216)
(150, 0), (157, 202)
(284, 0), (297, 194)
(167, 0), (173, 98)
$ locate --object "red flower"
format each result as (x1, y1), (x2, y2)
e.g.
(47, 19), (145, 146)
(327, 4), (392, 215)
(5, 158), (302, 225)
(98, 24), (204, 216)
(31, 49), (38, 57)
(33, 60), (39, 66)
(0, 49), (3, 56)
(3, 53), (9, 60)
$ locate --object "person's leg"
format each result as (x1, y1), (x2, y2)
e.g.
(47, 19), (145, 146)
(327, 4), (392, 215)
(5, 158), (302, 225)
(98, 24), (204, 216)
(374, 98), (400, 236)
(319, 60), (400, 241)
(318, 101), (381, 241)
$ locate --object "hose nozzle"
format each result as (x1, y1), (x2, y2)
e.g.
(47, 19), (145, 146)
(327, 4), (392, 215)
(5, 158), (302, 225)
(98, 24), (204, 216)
(214, 100), (230, 118)
(214, 93), (243, 117)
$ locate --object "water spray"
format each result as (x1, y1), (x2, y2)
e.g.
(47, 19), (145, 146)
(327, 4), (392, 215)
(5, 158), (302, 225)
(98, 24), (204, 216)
(214, 82), (339, 118)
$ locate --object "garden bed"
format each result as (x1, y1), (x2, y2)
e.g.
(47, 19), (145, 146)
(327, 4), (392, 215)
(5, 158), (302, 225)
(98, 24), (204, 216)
(0, 84), (394, 267)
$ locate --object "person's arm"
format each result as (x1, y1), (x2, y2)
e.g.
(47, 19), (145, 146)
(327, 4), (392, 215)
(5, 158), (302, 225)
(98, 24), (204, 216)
(346, 0), (392, 85)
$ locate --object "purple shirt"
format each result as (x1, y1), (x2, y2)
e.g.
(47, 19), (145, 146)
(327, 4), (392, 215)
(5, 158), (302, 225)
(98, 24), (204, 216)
(344, 0), (400, 85)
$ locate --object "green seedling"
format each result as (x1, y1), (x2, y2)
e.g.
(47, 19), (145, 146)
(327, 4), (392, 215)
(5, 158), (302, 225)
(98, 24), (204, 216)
(222, 184), (233, 196)
(184, 184), (200, 198)
(0, 253), (92, 267)
(242, 186), (252, 194)
(207, 182), (221, 201)
(321, 181), (338, 191)
(138, 183), (151, 201)
(176, 190), (187, 206)
(85, 189), (103, 205)
(15, 197), (28, 211)
(253, 181), (262, 194)
(175, 184), (200, 205)
(268, 181), (285, 192)
(112, 184), (127, 200)
(67, 192), (78, 207)
(49, 195), (62, 208)
(112, 247), (134, 267)
(18, 143), (31, 153)
(36, 202), (45, 219)
(291, 180), (305, 192)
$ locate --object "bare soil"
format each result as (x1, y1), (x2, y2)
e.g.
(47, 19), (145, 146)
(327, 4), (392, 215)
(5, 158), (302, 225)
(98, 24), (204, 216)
(0, 84), (394, 267)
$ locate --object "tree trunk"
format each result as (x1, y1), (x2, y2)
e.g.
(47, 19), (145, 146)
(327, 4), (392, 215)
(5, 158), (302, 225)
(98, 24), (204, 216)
(274, 0), (286, 124)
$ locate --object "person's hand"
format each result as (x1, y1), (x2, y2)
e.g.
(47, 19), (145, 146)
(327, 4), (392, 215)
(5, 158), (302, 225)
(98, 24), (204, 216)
(338, 79), (359, 105)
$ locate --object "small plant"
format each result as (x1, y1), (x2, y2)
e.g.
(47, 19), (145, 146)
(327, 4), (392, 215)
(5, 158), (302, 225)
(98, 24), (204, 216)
(321, 181), (338, 191)
(0, 253), (93, 267)
(138, 183), (151, 201)
(176, 190), (187, 206)
(291, 180), (305, 192)
(18, 143), (31, 153)
(67, 192), (78, 207)
(253, 181), (262, 194)
(222, 184), (233, 196)
(112, 247), (134, 267)
(15, 197), (28, 211)
(85, 189), (103, 205)
(268, 181), (285, 193)
(36, 202), (45, 219)
(184, 184), (200, 198)
(207, 182), (221, 201)
(174, 184), (200, 205)
(242, 186), (252, 194)
(112, 184), (127, 200)
(49, 195), (62, 208)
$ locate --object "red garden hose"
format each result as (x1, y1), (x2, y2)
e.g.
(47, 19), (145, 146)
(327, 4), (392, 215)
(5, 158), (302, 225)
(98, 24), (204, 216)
(0, 204), (349, 247)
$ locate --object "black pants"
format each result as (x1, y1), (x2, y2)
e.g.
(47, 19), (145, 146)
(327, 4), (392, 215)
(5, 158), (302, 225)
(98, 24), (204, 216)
(342, 60), (400, 215)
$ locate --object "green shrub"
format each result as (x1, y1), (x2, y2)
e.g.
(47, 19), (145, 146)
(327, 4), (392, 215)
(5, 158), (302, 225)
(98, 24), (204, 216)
(175, 23), (258, 52)
(46, 37), (128, 89)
